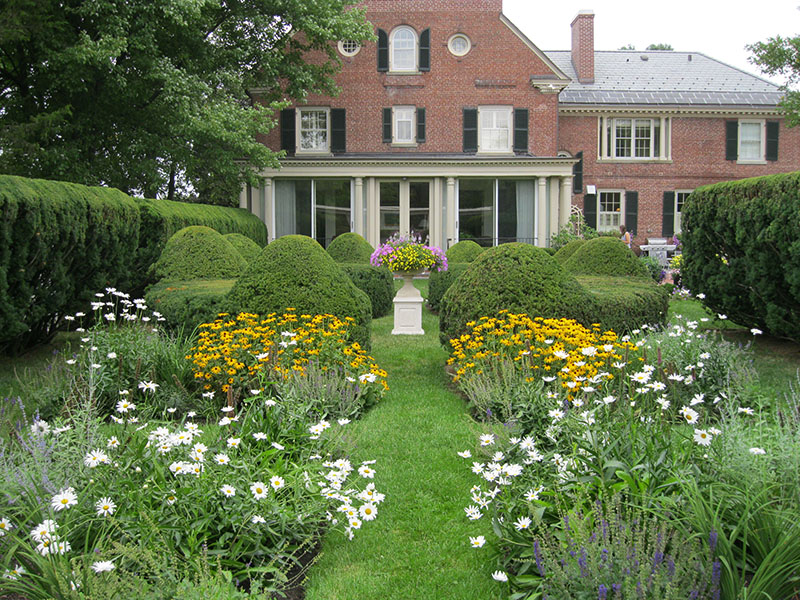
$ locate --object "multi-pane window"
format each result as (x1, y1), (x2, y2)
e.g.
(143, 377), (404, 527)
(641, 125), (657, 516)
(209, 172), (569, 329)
(479, 107), (512, 153)
(604, 117), (663, 159)
(674, 190), (692, 234)
(598, 191), (622, 232)
(274, 179), (351, 247)
(458, 179), (536, 246)
(390, 27), (417, 72)
(738, 121), (763, 161)
(394, 106), (415, 143)
(298, 108), (329, 153)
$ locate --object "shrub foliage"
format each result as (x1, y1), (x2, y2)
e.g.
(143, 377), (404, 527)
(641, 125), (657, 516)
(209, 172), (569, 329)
(223, 233), (263, 265)
(445, 240), (485, 263)
(340, 264), (394, 318)
(563, 236), (650, 278)
(153, 226), (248, 282)
(553, 238), (586, 264)
(144, 279), (235, 332)
(227, 235), (372, 348)
(682, 172), (800, 341)
(326, 232), (374, 264)
(577, 276), (669, 332)
(428, 263), (471, 313)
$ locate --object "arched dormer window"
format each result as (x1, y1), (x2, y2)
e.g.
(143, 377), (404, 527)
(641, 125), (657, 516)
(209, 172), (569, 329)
(390, 26), (417, 72)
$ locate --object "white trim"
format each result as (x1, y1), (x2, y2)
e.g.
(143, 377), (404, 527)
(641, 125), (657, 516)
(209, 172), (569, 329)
(390, 26), (418, 73)
(674, 189), (693, 234)
(447, 33), (471, 57)
(737, 119), (766, 163)
(600, 116), (666, 160)
(478, 106), (513, 154)
(337, 40), (361, 57)
(392, 106), (416, 145)
(296, 107), (331, 154)
(597, 189), (625, 233)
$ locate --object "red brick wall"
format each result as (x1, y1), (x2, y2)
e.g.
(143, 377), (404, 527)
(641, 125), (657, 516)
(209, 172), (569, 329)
(570, 12), (594, 84)
(259, 3), (561, 156)
(559, 114), (800, 243)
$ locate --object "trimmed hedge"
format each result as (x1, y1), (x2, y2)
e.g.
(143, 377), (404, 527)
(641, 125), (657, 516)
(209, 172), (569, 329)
(553, 238), (587, 264)
(327, 232), (374, 264)
(682, 172), (800, 341)
(135, 197), (267, 289)
(223, 233), (263, 265)
(445, 240), (485, 263)
(227, 235), (372, 348)
(427, 263), (470, 313)
(340, 264), (394, 318)
(563, 236), (650, 278)
(145, 279), (235, 332)
(439, 244), (595, 344)
(577, 276), (669, 333)
(0, 175), (141, 351)
(153, 226), (248, 281)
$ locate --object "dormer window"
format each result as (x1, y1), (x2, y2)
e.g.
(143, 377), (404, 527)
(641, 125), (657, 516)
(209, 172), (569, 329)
(391, 27), (417, 72)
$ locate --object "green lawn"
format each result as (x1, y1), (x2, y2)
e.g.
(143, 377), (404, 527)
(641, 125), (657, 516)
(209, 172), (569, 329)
(303, 279), (502, 600)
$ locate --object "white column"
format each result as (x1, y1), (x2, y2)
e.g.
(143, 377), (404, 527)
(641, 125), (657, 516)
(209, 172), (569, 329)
(536, 177), (547, 247)
(660, 117), (667, 159)
(239, 185), (248, 210)
(367, 178), (378, 248)
(549, 177), (559, 246)
(353, 177), (364, 236)
(446, 177), (456, 249)
(559, 176), (572, 229)
(430, 178), (441, 249)
(262, 179), (272, 238)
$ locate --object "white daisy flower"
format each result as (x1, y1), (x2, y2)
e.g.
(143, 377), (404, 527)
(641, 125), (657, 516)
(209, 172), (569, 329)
(95, 497), (116, 516)
(469, 535), (486, 548)
(220, 485), (236, 497)
(51, 488), (78, 511)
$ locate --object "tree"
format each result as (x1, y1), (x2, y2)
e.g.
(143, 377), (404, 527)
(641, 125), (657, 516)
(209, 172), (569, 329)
(748, 35), (800, 127)
(0, 0), (373, 204)
(619, 44), (636, 50)
(646, 43), (673, 51)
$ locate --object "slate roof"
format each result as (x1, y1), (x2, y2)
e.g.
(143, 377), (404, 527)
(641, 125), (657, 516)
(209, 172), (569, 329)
(544, 50), (784, 108)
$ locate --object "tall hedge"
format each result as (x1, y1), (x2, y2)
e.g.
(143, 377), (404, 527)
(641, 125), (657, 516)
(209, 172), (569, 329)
(682, 172), (800, 341)
(0, 175), (141, 351)
(134, 197), (267, 289)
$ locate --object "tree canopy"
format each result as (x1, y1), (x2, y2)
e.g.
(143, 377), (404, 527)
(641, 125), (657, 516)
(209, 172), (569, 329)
(748, 35), (800, 127)
(0, 0), (373, 204)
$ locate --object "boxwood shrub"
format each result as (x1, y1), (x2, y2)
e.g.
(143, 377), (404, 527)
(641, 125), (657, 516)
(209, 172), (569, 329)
(577, 276), (669, 333)
(223, 233), (263, 265)
(439, 244), (595, 344)
(563, 236), (650, 278)
(340, 264), (393, 318)
(227, 235), (372, 348)
(428, 263), (470, 313)
(145, 279), (235, 332)
(445, 240), (485, 263)
(152, 226), (248, 281)
(0, 175), (141, 351)
(682, 172), (800, 341)
(326, 232), (374, 264)
(553, 238), (586, 264)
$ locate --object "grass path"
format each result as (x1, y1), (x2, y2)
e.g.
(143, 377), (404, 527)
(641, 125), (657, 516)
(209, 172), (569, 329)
(303, 285), (502, 600)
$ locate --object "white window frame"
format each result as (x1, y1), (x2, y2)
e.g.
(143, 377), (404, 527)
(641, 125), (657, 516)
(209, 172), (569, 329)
(738, 119), (765, 163)
(390, 26), (418, 73)
(674, 189), (692, 234)
(478, 106), (513, 154)
(597, 190), (624, 233)
(448, 34), (471, 57)
(337, 40), (361, 57)
(296, 107), (330, 154)
(599, 116), (669, 161)
(393, 106), (416, 145)
(271, 179), (354, 241)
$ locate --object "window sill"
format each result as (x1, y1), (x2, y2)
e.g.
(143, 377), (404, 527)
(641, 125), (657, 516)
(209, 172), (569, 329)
(736, 159), (767, 165)
(477, 150), (515, 156)
(387, 70), (422, 76)
(597, 158), (673, 164)
(295, 151), (333, 157)
(391, 142), (418, 148)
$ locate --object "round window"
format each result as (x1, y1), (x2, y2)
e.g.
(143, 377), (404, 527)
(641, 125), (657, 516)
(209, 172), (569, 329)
(338, 40), (361, 57)
(448, 34), (471, 57)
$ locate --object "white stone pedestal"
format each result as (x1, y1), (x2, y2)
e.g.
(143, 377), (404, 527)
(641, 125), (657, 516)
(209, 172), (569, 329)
(392, 272), (424, 335)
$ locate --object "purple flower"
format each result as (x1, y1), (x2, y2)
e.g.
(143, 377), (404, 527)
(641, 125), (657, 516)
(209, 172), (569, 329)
(709, 529), (718, 553)
(534, 539), (546, 576)
(598, 584), (608, 600)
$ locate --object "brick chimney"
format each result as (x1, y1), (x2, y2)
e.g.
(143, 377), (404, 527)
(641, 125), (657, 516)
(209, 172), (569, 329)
(571, 10), (595, 84)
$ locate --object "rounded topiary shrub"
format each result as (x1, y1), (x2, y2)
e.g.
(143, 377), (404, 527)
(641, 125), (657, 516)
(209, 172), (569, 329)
(326, 232), (374, 264)
(226, 235), (372, 348)
(152, 226), (248, 281)
(439, 243), (595, 344)
(428, 263), (470, 313)
(445, 240), (485, 263)
(223, 233), (263, 265)
(562, 237), (650, 278)
(553, 238), (587, 265)
(340, 264), (394, 318)
(145, 279), (235, 332)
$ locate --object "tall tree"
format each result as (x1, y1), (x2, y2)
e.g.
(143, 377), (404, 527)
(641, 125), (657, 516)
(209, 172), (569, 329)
(748, 35), (800, 127)
(646, 43), (673, 51)
(0, 0), (372, 204)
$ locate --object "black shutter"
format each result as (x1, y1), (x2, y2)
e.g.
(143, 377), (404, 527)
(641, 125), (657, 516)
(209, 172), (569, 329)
(382, 108), (392, 143)
(766, 121), (779, 161)
(419, 28), (431, 72)
(416, 107), (426, 143)
(572, 151), (583, 193)
(331, 108), (346, 153)
(463, 108), (478, 153)
(583, 194), (597, 229)
(280, 109), (295, 155)
(725, 120), (738, 161)
(625, 191), (639, 236)
(513, 108), (529, 153)
(662, 191), (675, 237)
(377, 29), (389, 72)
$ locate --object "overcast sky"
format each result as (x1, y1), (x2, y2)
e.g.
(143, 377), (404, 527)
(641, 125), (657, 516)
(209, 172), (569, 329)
(502, 0), (799, 85)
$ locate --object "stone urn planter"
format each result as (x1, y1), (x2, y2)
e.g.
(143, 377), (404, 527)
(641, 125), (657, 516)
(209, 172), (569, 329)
(391, 271), (424, 335)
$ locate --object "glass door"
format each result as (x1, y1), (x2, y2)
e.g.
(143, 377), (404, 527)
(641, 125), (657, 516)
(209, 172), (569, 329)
(379, 181), (400, 243)
(409, 181), (430, 242)
(377, 180), (431, 244)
